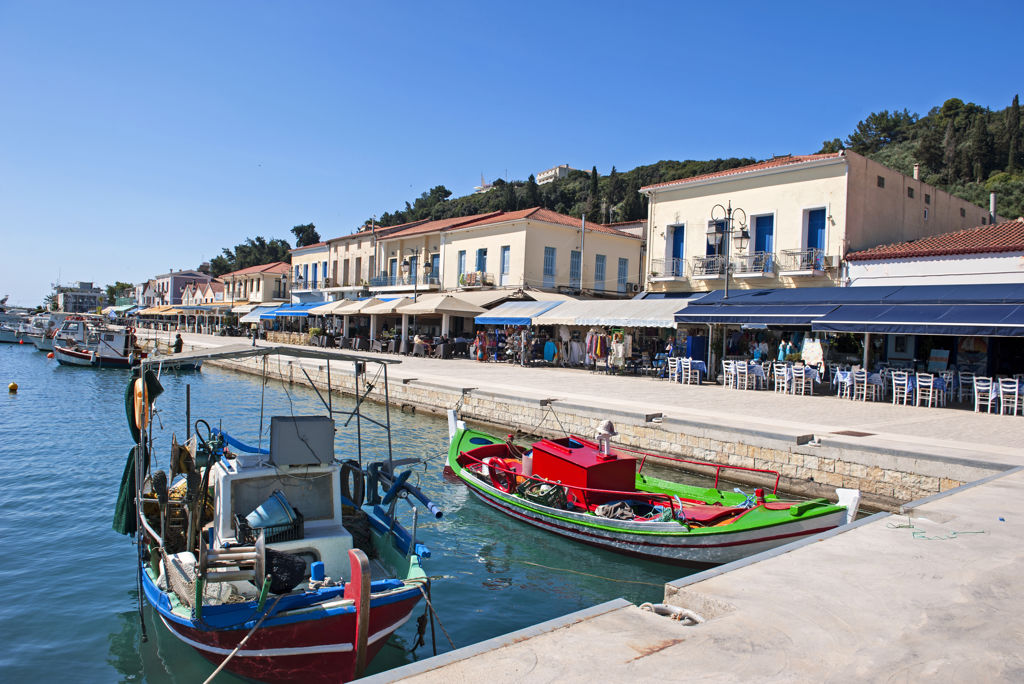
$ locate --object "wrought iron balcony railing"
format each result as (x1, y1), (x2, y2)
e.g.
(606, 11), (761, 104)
(650, 258), (688, 278)
(778, 248), (825, 272)
(691, 255), (726, 277)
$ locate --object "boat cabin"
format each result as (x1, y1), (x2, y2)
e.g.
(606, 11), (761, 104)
(531, 436), (636, 508)
(210, 416), (355, 582)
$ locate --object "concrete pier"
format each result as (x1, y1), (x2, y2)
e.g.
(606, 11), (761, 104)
(366, 467), (1024, 682)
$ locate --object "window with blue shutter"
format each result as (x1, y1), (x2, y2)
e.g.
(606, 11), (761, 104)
(617, 257), (629, 293)
(543, 247), (556, 288)
(595, 254), (606, 290)
(570, 250), (581, 289)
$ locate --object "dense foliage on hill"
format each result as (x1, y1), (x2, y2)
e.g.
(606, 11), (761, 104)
(370, 158), (757, 228)
(822, 95), (1023, 219)
(209, 236), (292, 276)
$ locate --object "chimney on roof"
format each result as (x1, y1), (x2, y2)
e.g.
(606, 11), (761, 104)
(913, 163), (920, 180)
(991, 193), (997, 224)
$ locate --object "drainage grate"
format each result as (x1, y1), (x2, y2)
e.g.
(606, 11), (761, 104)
(830, 430), (876, 437)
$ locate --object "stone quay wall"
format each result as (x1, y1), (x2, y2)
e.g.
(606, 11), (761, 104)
(207, 355), (996, 511)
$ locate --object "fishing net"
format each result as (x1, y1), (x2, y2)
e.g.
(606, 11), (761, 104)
(265, 548), (306, 594)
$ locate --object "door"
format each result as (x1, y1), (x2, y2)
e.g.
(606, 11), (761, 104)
(500, 246), (510, 286)
(543, 247), (556, 288)
(807, 209), (826, 270)
(754, 215), (774, 272)
(431, 253), (440, 284)
(671, 225), (686, 276)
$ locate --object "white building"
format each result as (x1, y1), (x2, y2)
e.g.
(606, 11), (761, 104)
(847, 219), (1024, 286)
(57, 281), (104, 312)
(536, 164), (573, 185)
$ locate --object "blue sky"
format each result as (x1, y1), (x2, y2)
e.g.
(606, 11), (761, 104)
(2, 1), (1021, 305)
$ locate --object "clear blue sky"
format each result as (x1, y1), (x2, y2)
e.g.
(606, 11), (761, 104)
(2, 1), (1021, 305)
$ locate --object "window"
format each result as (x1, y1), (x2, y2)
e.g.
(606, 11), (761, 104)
(907, 187), (914, 199)
(543, 247), (556, 288)
(570, 250), (581, 288)
(500, 246), (510, 286)
(303, 264), (309, 285)
(877, 176), (885, 188)
(923, 208), (929, 221)
(960, 208), (966, 217)
(322, 261), (328, 284)
(617, 257), (629, 293)
(594, 254), (606, 291)
(706, 221), (725, 256)
(925, 193), (931, 205)
(457, 250), (466, 281)
(294, 266), (301, 283)
(311, 263), (318, 288)
(476, 248), (487, 273)
(431, 253), (440, 283)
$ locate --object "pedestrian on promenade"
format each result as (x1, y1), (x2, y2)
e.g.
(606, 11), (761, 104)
(172, 333), (184, 354)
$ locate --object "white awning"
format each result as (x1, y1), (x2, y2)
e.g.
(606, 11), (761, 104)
(231, 303), (258, 313)
(447, 290), (514, 308)
(239, 305), (280, 323)
(361, 297), (414, 315)
(531, 299), (691, 328)
(402, 294), (485, 316)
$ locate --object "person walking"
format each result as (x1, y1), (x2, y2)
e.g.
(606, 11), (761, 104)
(172, 333), (184, 354)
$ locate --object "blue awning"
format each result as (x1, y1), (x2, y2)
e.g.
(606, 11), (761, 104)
(260, 303), (321, 319)
(475, 300), (564, 326)
(241, 305), (280, 323)
(675, 303), (835, 326)
(813, 303), (1024, 337)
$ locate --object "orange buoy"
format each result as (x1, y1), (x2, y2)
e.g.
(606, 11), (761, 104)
(8, 382), (17, 393)
(47, 352), (54, 359)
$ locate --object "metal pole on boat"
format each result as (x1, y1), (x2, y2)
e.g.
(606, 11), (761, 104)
(383, 363), (394, 471)
(186, 384), (191, 441)
(326, 359), (332, 415)
(258, 356), (267, 454)
(354, 361), (363, 467)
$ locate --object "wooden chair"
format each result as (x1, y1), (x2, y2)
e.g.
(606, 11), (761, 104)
(773, 363), (789, 394)
(722, 360), (735, 389)
(973, 377), (997, 413)
(853, 369), (879, 402)
(998, 378), (1021, 416)
(915, 373), (939, 408)
(891, 371), (911, 405)
(958, 371), (975, 403)
(667, 357), (681, 383)
(736, 363), (756, 390)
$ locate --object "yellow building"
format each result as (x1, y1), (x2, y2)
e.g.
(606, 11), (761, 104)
(642, 151), (995, 293)
(221, 262), (290, 308)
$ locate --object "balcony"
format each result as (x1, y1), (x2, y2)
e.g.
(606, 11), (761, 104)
(733, 251), (775, 278)
(690, 255), (726, 279)
(649, 258), (688, 280)
(369, 273), (441, 293)
(778, 249), (829, 276)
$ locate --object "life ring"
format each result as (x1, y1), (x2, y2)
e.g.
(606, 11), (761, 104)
(339, 460), (366, 507)
(483, 457), (514, 493)
(133, 377), (149, 430)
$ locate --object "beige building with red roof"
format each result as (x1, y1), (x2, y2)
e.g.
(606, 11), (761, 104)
(846, 219), (1024, 286)
(370, 207), (643, 298)
(220, 262), (291, 308)
(641, 150), (995, 294)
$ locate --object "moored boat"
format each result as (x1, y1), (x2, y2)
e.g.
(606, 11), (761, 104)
(54, 325), (145, 368)
(446, 412), (859, 566)
(117, 344), (441, 683)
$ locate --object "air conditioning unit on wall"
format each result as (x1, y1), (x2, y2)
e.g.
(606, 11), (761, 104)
(629, 283), (640, 293)
(826, 255), (841, 269)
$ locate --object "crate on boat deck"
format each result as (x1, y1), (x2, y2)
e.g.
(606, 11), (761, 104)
(234, 508), (305, 544)
(530, 436), (636, 508)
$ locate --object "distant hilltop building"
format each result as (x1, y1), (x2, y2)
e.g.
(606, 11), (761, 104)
(536, 164), (575, 185)
(473, 173), (494, 194)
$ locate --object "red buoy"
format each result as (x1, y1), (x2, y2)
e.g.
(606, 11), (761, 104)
(47, 352), (54, 359)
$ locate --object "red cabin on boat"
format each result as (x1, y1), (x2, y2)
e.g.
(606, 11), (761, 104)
(531, 436), (636, 508)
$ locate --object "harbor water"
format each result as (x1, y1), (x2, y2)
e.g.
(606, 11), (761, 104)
(0, 343), (692, 681)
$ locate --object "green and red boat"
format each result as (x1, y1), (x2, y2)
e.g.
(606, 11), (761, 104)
(446, 412), (858, 566)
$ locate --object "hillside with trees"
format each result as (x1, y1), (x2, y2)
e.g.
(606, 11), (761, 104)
(821, 94), (1023, 219)
(370, 94), (1022, 231)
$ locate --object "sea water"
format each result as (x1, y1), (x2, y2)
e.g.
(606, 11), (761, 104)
(0, 344), (690, 682)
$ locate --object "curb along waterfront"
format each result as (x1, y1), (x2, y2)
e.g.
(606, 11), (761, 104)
(146, 331), (1022, 511)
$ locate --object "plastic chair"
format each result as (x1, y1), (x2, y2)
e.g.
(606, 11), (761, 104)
(736, 363), (755, 390)
(974, 377), (997, 413)
(998, 378), (1021, 416)
(891, 371), (911, 405)
(958, 372), (975, 403)
(915, 373), (938, 408)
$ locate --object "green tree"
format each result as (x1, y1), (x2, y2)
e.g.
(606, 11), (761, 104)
(105, 281), (135, 305)
(619, 178), (644, 221)
(209, 236), (292, 276)
(1008, 94), (1020, 173)
(968, 112), (994, 182)
(501, 181), (517, 211)
(845, 109), (917, 154)
(817, 138), (845, 154)
(524, 174), (540, 208)
(607, 166), (623, 206)
(290, 223), (321, 247)
(587, 166), (602, 223)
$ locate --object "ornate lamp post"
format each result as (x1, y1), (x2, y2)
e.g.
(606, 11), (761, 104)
(709, 201), (749, 378)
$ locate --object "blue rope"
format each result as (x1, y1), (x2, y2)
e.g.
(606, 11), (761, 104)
(213, 428), (270, 455)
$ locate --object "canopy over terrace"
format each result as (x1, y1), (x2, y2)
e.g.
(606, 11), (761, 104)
(530, 298), (694, 328)
(674, 284), (1024, 372)
(400, 294), (486, 341)
(475, 300), (563, 326)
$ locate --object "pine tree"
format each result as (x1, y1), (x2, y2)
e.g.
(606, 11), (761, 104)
(524, 174), (540, 208)
(1008, 94), (1020, 173)
(587, 166), (602, 223)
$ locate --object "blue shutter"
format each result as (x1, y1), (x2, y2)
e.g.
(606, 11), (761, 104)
(457, 251), (466, 280)
(617, 258), (629, 293)
(543, 247), (556, 287)
(754, 215), (774, 253)
(570, 250), (581, 288)
(595, 255), (606, 290)
(807, 209), (826, 250)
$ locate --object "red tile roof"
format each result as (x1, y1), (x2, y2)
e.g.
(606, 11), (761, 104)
(847, 220), (1024, 261)
(289, 242), (328, 253)
(640, 153), (845, 192)
(452, 207), (639, 238)
(379, 212), (504, 239)
(221, 261), (291, 277)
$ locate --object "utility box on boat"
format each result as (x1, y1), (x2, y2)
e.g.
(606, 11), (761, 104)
(531, 436), (635, 507)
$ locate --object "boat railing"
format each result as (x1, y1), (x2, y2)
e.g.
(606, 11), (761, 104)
(614, 444), (781, 494)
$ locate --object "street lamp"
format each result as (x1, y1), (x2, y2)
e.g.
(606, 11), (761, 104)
(401, 249), (433, 303)
(709, 201), (749, 379)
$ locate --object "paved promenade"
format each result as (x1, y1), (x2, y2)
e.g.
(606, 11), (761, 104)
(367, 467), (1024, 683)
(160, 331), (1024, 470)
